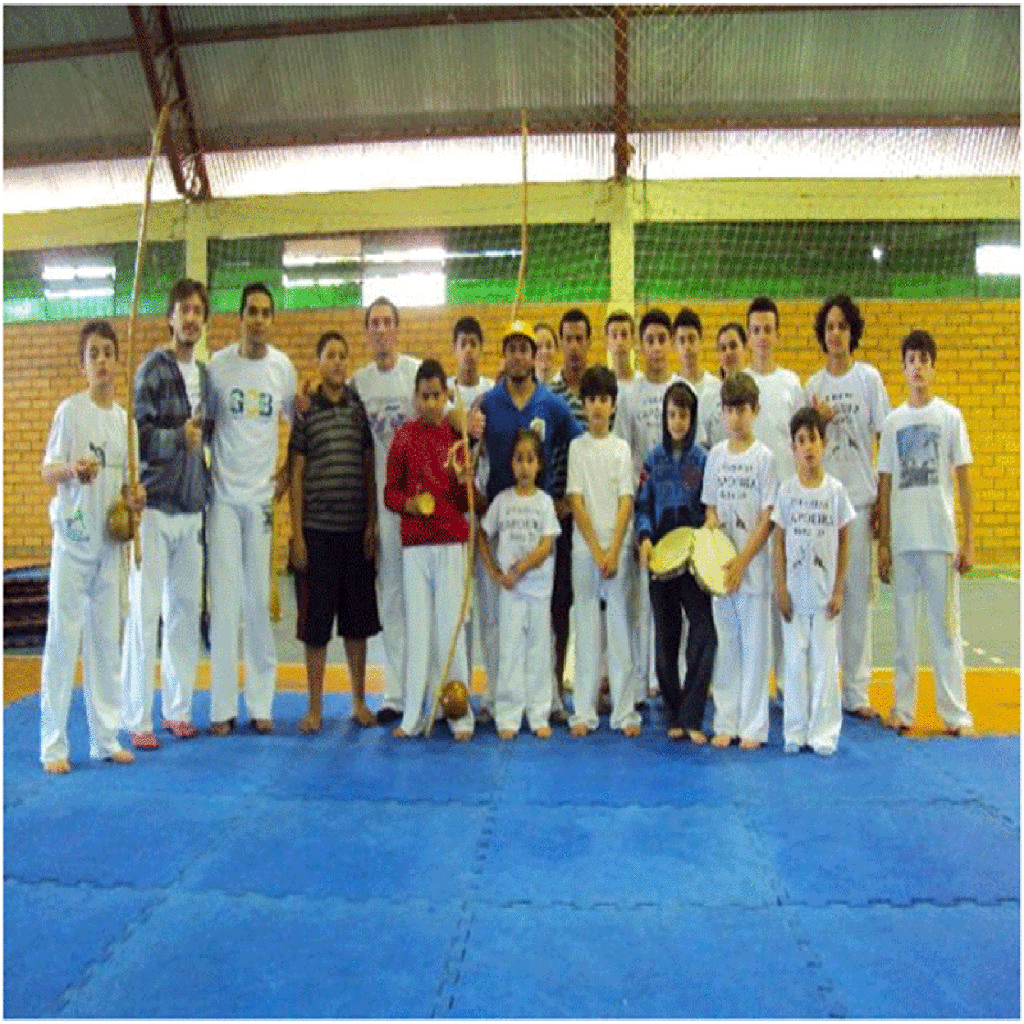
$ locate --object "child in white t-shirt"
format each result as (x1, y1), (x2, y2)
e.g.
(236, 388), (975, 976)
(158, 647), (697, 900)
(568, 366), (638, 736)
(702, 372), (779, 749)
(804, 294), (890, 719)
(40, 321), (145, 773)
(773, 407), (855, 755)
(877, 330), (975, 736)
(479, 429), (561, 739)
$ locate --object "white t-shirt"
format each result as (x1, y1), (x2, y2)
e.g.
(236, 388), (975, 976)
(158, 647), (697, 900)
(352, 354), (421, 505)
(748, 367), (804, 482)
(772, 473), (856, 614)
(878, 398), (972, 555)
(696, 375), (725, 450)
(804, 362), (890, 507)
(480, 486), (560, 600)
(178, 357), (202, 417)
(566, 431), (634, 549)
(209, 343), (297, 505)
(44, 391), (129, 555)
(449, 375), (494, 496)
(702, 438), (779, 595)
(613, 373), (681, 485)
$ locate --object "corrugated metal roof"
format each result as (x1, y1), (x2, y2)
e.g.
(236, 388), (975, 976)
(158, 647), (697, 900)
(2, 4), (1018, 210)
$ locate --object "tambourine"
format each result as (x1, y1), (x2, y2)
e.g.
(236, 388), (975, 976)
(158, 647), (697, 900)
(648, 527), (695, 581)
(690, 526), (738, 596)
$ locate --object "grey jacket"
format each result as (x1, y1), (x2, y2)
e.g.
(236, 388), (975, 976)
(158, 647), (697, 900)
(135, 347), (212, 514)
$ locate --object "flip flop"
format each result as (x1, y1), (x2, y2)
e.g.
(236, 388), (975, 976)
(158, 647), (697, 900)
(130, 730), (160, 751)
(162, 719), (198, 739)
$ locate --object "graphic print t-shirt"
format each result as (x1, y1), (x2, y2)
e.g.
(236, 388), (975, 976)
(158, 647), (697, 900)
(772, 473), (855, 613)
(804, 362), (890, 506)
(877, 398), (971, 555)
(480, 486), (561, 600)
(353, 354), (421, 506)
(701, 439), (778, 595)
(209, 344), (297, 506)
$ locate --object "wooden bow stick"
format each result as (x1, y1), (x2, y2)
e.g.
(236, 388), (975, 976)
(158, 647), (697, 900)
(124, 104), (171, 567)
(425, 386), (478, 737)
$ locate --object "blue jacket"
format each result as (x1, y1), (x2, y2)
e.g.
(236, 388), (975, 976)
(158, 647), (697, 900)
(480, 381), (582, 503)
(634, 385), (707, 544)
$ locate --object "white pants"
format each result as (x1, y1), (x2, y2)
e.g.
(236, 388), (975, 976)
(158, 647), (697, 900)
(40, 541), (125, 763)
(711, 592), (769, 743)
(570, 542), (638, 731)
(376, 506), (407, 713)
(474, 549), (501, 713)
(497, 589), (553, 733)
(838, 505), (874, 711)
(892, 550), (973, 730)
(782, 610), (841, 753)
(400, 544), (475, 736)
(627, 554), (655, 703)
(208, 500), (277, 723)
(120, 508), (202, 732)
(768, 542), (785, 696)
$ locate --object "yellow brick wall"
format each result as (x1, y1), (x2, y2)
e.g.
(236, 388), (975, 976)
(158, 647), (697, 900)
(4, 297), (1019, 566)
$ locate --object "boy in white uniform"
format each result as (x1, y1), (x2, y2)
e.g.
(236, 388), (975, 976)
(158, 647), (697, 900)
(613, 309), (680, 703)
(351, 297), (421, 725)
(804, 294), (890, 718)
(773, 407), (855, 755)
(746, 296), (804, 702)
(207, 283), (297, 735)
(40, 321), (144, 772)
(479, 428), (561, 739)
(702, 372), (778, 750)
(568, 365), (639, 736)
(877, 330), (975, 736)
(121, 278), (211, 750)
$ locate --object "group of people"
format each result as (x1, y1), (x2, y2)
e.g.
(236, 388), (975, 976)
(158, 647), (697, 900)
(38, 279), (976, 772)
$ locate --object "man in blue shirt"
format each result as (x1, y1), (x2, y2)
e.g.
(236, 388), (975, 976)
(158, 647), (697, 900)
(476, 331), (582, 722)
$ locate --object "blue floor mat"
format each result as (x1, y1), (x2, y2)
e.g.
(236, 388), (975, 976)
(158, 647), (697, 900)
(59, 890), (459, 1019)
(3, 880), (157, 1019)
(5, 687), (1019, 1019)
(793, 902), (1021, 1019)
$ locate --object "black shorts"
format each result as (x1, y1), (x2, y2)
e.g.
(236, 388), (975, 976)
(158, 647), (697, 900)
(293, 527), (382, 647)
(550, 515), (573, 616)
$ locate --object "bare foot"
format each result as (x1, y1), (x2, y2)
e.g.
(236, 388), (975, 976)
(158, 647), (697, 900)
(453, 730), (473, 743)
(623, 725), (641, 738)
(534, 726), (552, 739)
(105, 750), (134, 765)
(687, 730), (708, 745)
(883, 712), (911, 734)
(352, 703), (375, 728)
(667, 726), (684, 740)
(43, 759), (70, 774)
(946, 725), (977, 738)
(738, 738), (761, 751)
(392, 726), (411, 739)
(250, 718), (274, 735)
(298, 713), (322, 734)
(499, 729), (516, 741)
(570, 723), (590, 738)
(711, 733), (732, 749)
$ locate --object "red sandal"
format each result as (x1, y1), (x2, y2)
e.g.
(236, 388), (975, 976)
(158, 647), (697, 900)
(130, 731), (160, 751)
(163, 719), (199, 740)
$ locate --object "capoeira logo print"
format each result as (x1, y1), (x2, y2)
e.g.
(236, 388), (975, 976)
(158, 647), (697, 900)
(895, 423), (940, 489)
(88, 441), (106, 467)
(64, 508), (88, 543)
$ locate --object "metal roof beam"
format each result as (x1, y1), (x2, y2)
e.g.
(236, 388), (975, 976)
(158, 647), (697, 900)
(128, 5), (211, 202)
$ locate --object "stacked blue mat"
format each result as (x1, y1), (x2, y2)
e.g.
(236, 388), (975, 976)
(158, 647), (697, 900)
(5, 690), (1019, 1018)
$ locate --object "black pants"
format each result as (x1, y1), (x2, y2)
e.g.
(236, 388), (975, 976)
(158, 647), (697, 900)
(649, 571), (716, 731)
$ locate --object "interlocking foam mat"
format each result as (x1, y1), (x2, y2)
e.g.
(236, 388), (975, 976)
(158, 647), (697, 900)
(5, 689), (1019, 1018)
